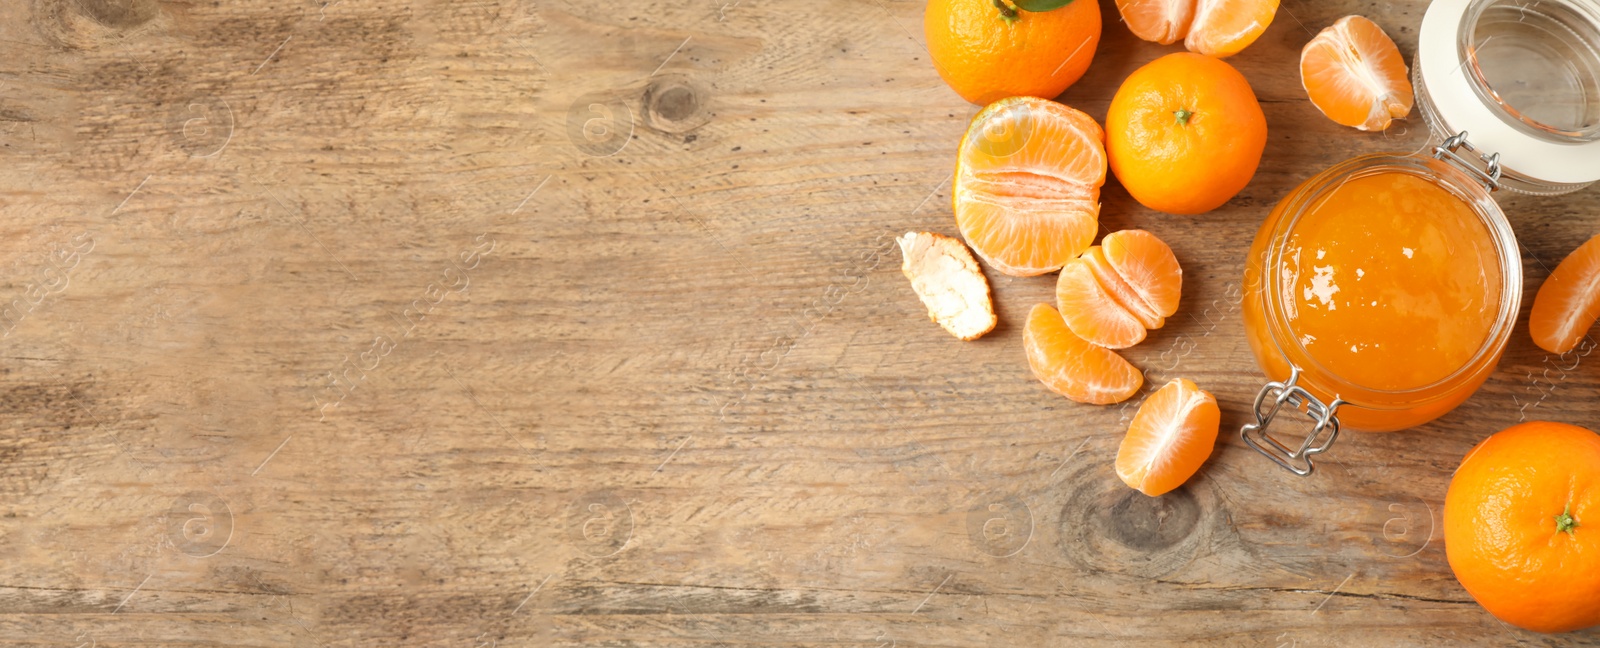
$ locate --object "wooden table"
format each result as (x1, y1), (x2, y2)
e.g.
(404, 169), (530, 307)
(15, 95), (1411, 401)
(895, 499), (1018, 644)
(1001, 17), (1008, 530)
(0, 0), (1595, 645)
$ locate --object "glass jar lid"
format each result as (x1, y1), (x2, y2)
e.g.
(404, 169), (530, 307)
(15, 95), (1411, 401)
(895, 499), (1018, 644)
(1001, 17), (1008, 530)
(1417, 0), (1600, 193)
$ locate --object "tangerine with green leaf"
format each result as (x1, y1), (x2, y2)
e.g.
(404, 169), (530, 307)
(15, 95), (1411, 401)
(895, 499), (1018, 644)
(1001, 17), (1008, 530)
(925, 0), (1102, 105)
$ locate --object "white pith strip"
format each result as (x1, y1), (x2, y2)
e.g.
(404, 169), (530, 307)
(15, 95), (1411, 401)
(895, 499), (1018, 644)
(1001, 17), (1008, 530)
(1553, 267), (1600, 344)
(1139, 387), (1205, 475)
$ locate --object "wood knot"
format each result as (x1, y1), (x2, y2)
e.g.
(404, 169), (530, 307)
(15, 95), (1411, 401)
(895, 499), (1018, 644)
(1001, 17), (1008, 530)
(72, 0), (159, 27)
(1105, 487), (1201, 552)
(31, 0), (163, 50)
(642, 74), (710, 135)
(1055, 460), (1220, 579)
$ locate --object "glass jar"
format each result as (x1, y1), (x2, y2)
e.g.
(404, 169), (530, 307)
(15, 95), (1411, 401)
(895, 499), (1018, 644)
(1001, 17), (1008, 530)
(1414, 0), (1600, 195)
(1240, 0), (1600, 475)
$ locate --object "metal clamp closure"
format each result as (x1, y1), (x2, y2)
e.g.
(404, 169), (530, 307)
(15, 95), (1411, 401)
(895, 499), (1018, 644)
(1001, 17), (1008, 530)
(1240, 367), (1345, 476)
(1433, 130), (1502, 191)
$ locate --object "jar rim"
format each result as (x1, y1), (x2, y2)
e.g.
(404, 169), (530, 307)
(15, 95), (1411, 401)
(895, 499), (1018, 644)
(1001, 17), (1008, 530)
(1416, 0), (1600, 190)
(1459, 0), (1600, 143)
(1258, 153), (1523, 409)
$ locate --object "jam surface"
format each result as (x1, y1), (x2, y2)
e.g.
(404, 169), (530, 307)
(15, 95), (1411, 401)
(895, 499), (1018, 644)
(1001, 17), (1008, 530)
(1276, 171), (1501, 391)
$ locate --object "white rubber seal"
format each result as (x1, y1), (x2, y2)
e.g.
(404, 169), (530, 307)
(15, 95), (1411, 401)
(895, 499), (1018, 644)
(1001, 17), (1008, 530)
(1418, 0), (1600, 185)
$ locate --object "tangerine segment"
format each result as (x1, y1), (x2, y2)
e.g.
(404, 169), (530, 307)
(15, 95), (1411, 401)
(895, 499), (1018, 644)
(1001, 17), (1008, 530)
(955, 97), (1106, 277)
(1023, 303), (1143, 405)
(1115, 378), (1220, 497)
(1186, 0), (1279, 58)
(1301, 15), (1414, 131)
(1529, 233), (1600, 354)
(1444, 421), (1600, 633)
(1057, 256), (1149, 349)
(1102, 229), (1183, 320)
(1115, 0), (1193, 45)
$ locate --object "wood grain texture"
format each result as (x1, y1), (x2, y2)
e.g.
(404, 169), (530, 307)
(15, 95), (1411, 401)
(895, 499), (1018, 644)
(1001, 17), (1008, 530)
(0, 0), (1595, 645)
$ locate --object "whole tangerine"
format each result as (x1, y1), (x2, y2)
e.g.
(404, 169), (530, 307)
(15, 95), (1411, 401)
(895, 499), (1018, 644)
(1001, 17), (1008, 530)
(925, 0), (1102, 106)
(1106, 52), (1267, 215)
(1444, 421), (1600, 633)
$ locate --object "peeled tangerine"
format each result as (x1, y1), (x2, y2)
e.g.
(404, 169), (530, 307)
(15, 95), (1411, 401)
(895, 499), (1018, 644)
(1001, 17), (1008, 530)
(1301, 16), (1414, 131)
(1023, 304), (1142, 405)
(1116, 378), (1221, 496)
(1530, 233), (1600, 354)
(897, 231), (996, 341)
(954, 97), (1106, 277)
(1056, 230), (1183, 349)
(1115, 0), (1279, 58)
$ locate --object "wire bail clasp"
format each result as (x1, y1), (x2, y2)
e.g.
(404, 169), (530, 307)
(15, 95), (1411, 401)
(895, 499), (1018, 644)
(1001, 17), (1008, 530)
(1433, 130), (1503, 191)
(1240, 367), (1345, 476)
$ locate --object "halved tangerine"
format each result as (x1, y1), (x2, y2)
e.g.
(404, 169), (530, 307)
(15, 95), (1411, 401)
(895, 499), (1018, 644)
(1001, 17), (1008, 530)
(1115, 0), (1277, 58)
(954, 97), (1106, 277)
(1058, 254), (1150, 349)
(1056, 230), (1183, 349)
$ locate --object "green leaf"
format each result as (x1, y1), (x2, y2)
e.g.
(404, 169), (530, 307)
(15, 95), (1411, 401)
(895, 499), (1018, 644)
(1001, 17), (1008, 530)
(1011, 0), (1076, 11)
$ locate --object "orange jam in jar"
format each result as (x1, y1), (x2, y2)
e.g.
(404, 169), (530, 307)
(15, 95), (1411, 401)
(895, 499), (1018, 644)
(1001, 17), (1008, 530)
(1273, 172), (1502, 392)
(1239, 0), (1598, 476)
(1242, 154), (1521, 454)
